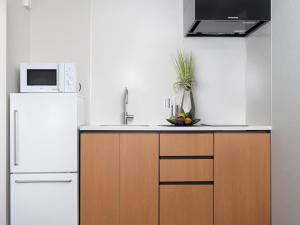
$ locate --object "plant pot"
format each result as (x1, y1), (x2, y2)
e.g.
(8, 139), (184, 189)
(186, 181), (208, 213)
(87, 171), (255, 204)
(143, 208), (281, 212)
(179, 90), (195, 118)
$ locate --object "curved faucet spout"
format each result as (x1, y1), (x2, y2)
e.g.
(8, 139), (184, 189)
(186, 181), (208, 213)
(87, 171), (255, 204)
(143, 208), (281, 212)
(123, 87), (134, 125)
(124, 87), (129, 104)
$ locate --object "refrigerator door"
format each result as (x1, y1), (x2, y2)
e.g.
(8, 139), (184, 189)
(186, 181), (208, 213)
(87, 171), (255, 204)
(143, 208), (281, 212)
(10, 93), (78, 173)
(11, 173), (78, 225)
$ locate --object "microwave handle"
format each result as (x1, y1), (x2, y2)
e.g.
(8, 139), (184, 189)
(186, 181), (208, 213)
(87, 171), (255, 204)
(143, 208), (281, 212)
(14, 110), (19, 166)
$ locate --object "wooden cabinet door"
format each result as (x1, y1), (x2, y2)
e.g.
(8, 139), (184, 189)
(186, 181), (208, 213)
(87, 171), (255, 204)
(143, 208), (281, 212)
(214, 133), (270, 225)
(120, 134), (159, 225)
(160, 185), (213, 225)
(80, 133), (119, 225)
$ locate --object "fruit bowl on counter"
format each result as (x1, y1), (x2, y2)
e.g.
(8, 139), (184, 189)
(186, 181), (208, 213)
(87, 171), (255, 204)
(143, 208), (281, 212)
(166, 112), (200, 126)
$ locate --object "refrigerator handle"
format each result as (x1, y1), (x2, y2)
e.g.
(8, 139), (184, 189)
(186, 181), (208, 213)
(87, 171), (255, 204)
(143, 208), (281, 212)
(14, 110), (19, 166)
(15, 180), (73, 184)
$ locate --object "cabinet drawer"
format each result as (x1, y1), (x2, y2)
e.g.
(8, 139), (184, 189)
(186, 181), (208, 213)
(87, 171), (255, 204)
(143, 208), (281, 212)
(160, 133), (213, 156)
(160, 185), (213, 225)
(160, 159), (213, 182)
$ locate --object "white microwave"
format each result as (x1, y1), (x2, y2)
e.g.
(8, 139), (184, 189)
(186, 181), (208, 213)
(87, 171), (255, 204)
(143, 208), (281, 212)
(20, 63), (78, 93)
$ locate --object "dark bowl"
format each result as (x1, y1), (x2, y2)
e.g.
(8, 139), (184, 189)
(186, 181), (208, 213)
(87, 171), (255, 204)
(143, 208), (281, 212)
(166, 118), (201, 126)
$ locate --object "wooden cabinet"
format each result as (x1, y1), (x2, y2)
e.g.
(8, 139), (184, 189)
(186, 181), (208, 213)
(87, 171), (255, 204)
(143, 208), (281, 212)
(160, 185), (213, 225)
(160, 133), (213, 156)
(80, 133), (159, 225)
(81, 131), (270, 225)
(160, 133), (214, 225)
(214, 133), (270, 225)
(120, 134), (158, 225)
(160, 159), (213, 182)
(80, 133), (119, 225)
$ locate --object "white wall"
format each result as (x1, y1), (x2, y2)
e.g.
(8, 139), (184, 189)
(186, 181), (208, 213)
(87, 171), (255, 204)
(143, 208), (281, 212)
(245, 23), (272, 125)
(6, 0), (91, 121)
(272, 0), (300, 225)
(7, 0), (273, 127)
(29, 0), (91, 121)
(90, 0), (247, 125)
(6, 2), (31, 225)
(0, 1), (7, 225)
(7, 0), (30, 94)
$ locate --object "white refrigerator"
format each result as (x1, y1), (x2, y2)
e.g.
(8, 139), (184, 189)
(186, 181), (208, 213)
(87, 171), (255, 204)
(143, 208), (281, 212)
(10, 93), (80, 225)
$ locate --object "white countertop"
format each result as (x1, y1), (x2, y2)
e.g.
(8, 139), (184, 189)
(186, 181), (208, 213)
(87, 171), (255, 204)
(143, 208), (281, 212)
(80, 124), (272, 132)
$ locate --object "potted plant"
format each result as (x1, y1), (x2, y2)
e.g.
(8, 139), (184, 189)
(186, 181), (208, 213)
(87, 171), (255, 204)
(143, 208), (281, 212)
(173, 50), (196, 121)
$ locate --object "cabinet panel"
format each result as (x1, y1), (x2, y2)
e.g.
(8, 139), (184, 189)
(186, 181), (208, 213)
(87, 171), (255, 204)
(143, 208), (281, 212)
(80, 133), (119, 225)
(160, 159), (213, 182)
(214, 133), (270, 225)
(160, 133), (213, 156)
(120, 134), (159, 225)
(160, 185), (213, 225)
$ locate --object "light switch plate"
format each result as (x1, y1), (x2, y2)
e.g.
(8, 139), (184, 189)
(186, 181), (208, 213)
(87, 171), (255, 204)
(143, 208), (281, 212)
(23, 0), (32, 10)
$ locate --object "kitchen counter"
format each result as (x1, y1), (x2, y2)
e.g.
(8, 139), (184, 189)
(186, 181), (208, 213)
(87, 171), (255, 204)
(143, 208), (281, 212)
(80, 125), (272, 132)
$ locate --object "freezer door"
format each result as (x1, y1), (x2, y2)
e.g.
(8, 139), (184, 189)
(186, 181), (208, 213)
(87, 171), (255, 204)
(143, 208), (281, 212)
(10, 93), (78, 173)
(11, 173), (78, 225)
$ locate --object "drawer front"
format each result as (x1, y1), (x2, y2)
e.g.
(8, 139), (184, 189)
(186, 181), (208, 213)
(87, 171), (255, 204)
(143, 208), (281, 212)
(160, 185), (213, 225)
(160, 159), (213, 182)
(160, 133), (213, 156)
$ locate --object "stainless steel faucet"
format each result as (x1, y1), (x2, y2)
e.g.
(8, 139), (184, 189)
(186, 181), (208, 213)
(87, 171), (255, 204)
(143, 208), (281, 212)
(123, 87), (134, 125)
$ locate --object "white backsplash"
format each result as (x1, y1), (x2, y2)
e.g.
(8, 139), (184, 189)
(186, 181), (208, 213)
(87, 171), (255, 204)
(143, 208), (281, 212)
(89, 0), (247, 125)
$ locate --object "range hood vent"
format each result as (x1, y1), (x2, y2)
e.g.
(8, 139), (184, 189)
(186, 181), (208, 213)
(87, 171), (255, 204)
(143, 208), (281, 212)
(184, 0), (271, 37)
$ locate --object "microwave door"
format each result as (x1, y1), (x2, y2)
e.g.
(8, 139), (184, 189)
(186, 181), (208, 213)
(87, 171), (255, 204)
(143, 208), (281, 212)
(20, 64), (60, 93)
(27, 69), (57, 85)
(27, 69), (58, 92)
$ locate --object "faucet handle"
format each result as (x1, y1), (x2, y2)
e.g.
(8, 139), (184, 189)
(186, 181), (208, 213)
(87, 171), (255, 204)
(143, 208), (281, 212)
(124, 112), (134, 125)
(126, 113), (134, 119)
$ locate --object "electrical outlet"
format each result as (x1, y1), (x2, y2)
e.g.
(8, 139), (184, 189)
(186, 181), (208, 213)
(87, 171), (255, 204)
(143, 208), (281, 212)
(164, 97), (171, 109)
(164, 96), (177, 118)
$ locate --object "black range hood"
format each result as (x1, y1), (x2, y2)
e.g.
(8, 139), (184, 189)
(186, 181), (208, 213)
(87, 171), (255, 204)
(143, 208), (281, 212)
(184, 0), (271, 37)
